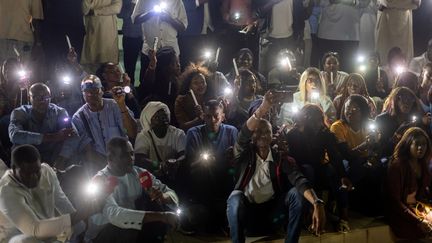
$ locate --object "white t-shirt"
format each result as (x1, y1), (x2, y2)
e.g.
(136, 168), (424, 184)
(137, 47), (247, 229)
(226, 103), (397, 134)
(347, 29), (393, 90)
(269, 0), (293, 38)
(134, 126), (186, 162)
(244, 152), (275, 204)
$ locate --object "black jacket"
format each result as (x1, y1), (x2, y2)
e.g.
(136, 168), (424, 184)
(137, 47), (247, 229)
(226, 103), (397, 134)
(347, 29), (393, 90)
(233, 124), (311, 196)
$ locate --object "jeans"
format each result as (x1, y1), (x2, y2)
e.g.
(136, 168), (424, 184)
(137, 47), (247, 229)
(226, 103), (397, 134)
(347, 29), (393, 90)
(226, 188), (304, 243)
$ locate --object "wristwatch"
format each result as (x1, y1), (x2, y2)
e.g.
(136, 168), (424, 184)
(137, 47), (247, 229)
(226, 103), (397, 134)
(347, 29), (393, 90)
(314, 198), (325, 206)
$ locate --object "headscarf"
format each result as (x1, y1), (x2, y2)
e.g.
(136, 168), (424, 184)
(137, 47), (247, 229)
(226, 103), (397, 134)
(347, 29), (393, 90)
(139, 101), (171, 132)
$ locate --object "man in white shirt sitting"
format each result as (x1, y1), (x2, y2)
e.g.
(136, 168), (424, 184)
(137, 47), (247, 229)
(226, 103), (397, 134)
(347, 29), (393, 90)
(0, 145), (93, 243)
(409, 38), (432, 75)
(86, 137), (179, 243)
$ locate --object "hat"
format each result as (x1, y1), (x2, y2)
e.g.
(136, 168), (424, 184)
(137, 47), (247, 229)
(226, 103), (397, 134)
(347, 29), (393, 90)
(81, 75), (102, 91)
(139, 101), (171, 132)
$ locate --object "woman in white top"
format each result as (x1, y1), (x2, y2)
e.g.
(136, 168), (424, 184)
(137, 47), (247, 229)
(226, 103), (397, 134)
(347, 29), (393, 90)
(279, 67), (337, 126)
(320, 52), (349, 99)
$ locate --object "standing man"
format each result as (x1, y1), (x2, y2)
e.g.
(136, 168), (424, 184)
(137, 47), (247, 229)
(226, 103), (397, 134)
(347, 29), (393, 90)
(132, 0), (187, 80)
(375, 0), (421, 65)
(81, 0), (122, 72)
(0, 0), (44, 65)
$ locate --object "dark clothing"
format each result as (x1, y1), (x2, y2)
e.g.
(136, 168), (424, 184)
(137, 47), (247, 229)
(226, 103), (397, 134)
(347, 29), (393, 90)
(181, 0), (224, 35)
(363, 68), (389, 99)
(375, 112), (400, 158)
(317, 38), (358, 72)
(386, 158), (431, 239)
(233, 125), (311, 195)
(122, 36), (143, 87)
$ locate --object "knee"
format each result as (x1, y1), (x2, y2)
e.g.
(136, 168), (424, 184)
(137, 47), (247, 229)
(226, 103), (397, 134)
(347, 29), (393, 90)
(227, 190), (245, 212)
(285, 188), (304, 211)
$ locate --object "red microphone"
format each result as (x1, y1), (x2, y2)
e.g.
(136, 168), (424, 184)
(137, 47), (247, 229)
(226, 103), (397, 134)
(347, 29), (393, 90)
(139, 171), (153, 190)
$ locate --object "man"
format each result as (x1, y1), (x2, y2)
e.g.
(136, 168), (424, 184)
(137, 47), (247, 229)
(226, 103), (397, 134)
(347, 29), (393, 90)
(0, 0), (44, 65)
(178, 0), (224, 68)
(376, 0), (420, 65)
(85, 137), (179, 243)
(132, 0), (187, 78)
(135, 102), (186, 185)
(8, 83), (79, 169)
(118, 0), (143, 86)
(254, 0), (310, 76)
(409, 38), (432, 76)
(72, 75), (137, 173)
(185, 100), (238, 230)
(227, 91), (325, 243)
(0, 145), (94, 243)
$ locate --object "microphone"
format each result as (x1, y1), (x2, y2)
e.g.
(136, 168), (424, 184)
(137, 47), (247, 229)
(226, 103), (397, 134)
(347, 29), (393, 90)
(139, 171), (153, 190)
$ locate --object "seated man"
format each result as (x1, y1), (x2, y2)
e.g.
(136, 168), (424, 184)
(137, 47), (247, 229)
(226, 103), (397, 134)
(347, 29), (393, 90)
(227, 91), (325, 243)
(72, 75), (137, 173)
(8, 83), (79, 168)
(185, 100), (238, 230)
(135, 102), (186, 186)
(85, 137), (179, 243)
(0, 145), (94, 243)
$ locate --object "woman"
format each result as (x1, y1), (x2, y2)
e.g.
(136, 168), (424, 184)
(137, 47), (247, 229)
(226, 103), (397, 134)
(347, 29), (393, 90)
(174, 64), (211, 131)
(376, 87), (428, 158)
(393, 71), (419, 95)
(386, 127), (432, 240)
(333, 73), (376, 119)
(362, 52), (389, 99)
(280, 67), (336, 125)
(320, 52), (349, 99)
(226, 69), (261, 129)
(382, 47), (407, 88)
(225, 48), (267, 92)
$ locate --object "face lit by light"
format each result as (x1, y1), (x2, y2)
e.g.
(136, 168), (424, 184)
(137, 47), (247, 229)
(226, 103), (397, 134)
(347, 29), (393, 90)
(124, 86), (131, 94)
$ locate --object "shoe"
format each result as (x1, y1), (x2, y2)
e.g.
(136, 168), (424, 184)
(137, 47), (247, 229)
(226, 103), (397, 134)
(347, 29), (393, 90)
(338, 219), (350, 233)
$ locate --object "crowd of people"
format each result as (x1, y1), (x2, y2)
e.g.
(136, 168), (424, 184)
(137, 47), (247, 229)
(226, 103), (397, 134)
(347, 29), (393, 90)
(1, 0), (432, 243)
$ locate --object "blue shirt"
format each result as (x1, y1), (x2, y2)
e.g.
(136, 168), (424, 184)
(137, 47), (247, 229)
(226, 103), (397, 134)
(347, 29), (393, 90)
(186, 123), (238, 163)
(72, 98), (129, 156)
(8, 103), (79, 164)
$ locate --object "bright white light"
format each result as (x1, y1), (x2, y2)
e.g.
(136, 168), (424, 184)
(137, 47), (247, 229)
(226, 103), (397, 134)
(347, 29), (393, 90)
(85, 182), (99, 196)
(63, 117), (70, 123)
(124, 86), (131, 94)
(412, 115), (417, 122)
(234, 12), (240, 20)
(357, 55), (365, 63)
(368, 122), (376, 132)
(62, 75), (71, 85)
(17, 70), (26, 78)
(359, 65), (367, 72)
(201, 152), (209, 161)
(280, 57), (290, 67)
(311, 91), (320, 100)
(395, 65), (405, 75)
(154, 2), (167, 12)
(291, 105), (299, 114)
(176, 208), (182, 216)
(203, 50), (212, 59)
(224, 87), (233, 95)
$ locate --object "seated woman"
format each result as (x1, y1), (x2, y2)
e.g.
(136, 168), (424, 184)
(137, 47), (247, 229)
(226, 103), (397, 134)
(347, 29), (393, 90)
(285, 104), (355, 232)
(333, 73), (376, 119)
(96, 62), (141, 118)
(175, 64), (212, 131)
(226, 69), (262, 129)
(279, 67), (336, 126)
(225, 48), (267, 92)
(376, 87), (429, 159)
(320, 52), (349, 99)
(386, 127), (432, 240)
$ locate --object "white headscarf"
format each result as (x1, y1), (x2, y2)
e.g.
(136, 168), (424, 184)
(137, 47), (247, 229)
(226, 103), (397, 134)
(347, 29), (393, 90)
(139, 102), (171, 132)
